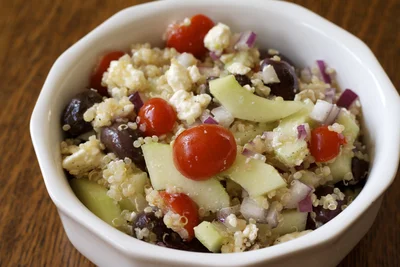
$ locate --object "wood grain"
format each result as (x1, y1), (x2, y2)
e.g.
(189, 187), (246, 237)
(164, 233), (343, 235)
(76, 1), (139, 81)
(0, 0), (398, 266)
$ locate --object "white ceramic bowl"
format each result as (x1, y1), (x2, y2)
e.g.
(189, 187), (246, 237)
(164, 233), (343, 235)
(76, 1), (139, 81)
(30, 0), (400, 266)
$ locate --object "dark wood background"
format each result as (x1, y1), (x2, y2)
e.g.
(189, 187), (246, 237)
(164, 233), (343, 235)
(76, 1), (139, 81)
(0, 0), (398, 266)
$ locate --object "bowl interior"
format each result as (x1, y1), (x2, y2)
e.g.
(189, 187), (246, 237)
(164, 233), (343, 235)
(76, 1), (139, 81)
(32, 0), (400, 266)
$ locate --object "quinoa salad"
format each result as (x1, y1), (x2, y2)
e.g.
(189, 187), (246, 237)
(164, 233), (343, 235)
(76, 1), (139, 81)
(60, 14), (370, 253)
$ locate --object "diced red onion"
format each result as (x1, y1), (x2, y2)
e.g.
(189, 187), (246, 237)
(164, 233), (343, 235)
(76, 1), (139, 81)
(309, 100), (333, 123)
(128, 92), (144, 113)
(297, 125), (307, 140)
(324, 105), (341, 125)
(284, 180), (312, 209)
(200, 109), (211, 123)
(325, 87), (336, 103)
(226, 33), (241, 53)
(242, 148), (256, 157)
(262, 131), (275, 140)
(209, 51), (220, 61)
(310, 100), (341, 125)
(217, 205), (241, 222)
(198, 66), (220, 77)
(211, 106), (234, 128)
(240, 197), (267, 222)
(316, 60), (331, 84)
(234, 31), (257, 51)
(298, 195), (313, 212)
(266, 208), (278, 228)
(300, 67), (312, 83)
(203, 116), (218, 125)
(336, 89), (358, 109)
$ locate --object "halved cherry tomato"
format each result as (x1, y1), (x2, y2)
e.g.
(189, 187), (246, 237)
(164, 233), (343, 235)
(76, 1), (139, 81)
(90, 51), (125, 96)
(166, 14), (214, 59)
(173, 124), (237, 180)
(310, 125), (346, 162)
(137, 98), (177, 136)
(159, 192), (199, 241)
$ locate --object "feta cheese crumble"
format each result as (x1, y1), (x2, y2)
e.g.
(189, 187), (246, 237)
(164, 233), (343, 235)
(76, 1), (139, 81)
(62, 135), (105, 176)
(227, 62), (251, 75)
(204, 23), (232, 55)
(83, 96), (134, 128)
(165, 59), (193, 92)
(169, 90), (211, 124)
(261, 64), (280, 84)
(102, 55), (148, 93)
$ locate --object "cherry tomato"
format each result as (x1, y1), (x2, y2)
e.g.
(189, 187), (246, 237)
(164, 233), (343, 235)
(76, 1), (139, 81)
(310, 125), (346, 162)
(173, 124), (237, 180)
(90, 51), (125, 96)
(159, 192), (199, 241)
(166, 14), (214, 59)
(137, 98), (177, 136)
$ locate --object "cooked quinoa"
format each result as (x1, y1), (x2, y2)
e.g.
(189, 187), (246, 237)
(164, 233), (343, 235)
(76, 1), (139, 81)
(60, 14), (370, 253)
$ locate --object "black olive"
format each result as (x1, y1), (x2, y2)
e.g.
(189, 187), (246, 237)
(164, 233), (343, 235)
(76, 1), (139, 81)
(258, 49), (296, 68)
(203, 76), (218, 96)
(61, 90), (103, 137)
(305, 213), (316, 230)
(162, 233), (209, 253)
(133, 212), (209, 253)
(100, 121), (145, 171)
(260, 58), (299, 100)
(134, 211), (168, 241)
(350, 157), (369, 184)
(234, 74), (251, 87)
(203, 76), (220, 110)
(314, 185), (335, 198)
(312, 186), (347, 225)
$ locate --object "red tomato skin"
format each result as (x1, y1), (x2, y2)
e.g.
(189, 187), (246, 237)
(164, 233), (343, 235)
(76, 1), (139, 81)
(90, 51), (125, 96)
(173, 124), (237, 180)
(138, 98), (177, 136)
(310, 126), (347, 162)
(166, 14), (214, 59)
(159, 192), (199, 241)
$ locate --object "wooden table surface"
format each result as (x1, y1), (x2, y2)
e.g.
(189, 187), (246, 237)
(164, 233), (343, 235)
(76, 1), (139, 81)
(1, 0), (399, 266)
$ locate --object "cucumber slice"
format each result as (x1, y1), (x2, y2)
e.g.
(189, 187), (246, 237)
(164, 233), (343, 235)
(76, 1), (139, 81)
(70, 178), (121, 226)
(222, 154), (287, 197)
(272, 101), (314, 167)
(328, 152), (352, 184)
(233, 122), (277, 145)
(327, 109), (358, 184)
(274, 140), (309, 168)
(142, 143), (230, 212)
(274, 101), (314, 134)
(119, 194), (147, 212)
(271, 210), (308, 237)
(299, 171), (320, 188)
(119, 198), (136, 211)
(209, 75), (305, 123)
(336, 109), (359, 144)
(194, 221), (225, 253)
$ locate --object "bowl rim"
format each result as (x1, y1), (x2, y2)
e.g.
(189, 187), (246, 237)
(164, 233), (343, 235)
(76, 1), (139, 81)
(30, 0), (400, 266)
